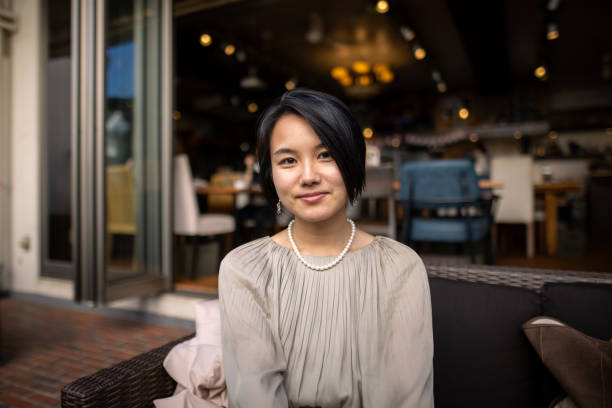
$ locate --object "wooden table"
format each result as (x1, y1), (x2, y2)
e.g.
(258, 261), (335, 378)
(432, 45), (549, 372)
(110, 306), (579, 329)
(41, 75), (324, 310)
(196, 185), (265, 213)
(534, 181), (582, 256)
(196, 185), (262, 195)
(478, 180), (504, 189)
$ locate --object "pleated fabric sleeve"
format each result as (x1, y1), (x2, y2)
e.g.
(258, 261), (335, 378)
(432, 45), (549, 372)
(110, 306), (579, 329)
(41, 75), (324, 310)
(219, 236), (434, 407)
(218, 239), (289, 407)
(357, 238), (434, 407)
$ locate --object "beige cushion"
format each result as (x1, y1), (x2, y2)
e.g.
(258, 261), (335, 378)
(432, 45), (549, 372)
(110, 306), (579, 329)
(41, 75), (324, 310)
(154, 300), (228, 408)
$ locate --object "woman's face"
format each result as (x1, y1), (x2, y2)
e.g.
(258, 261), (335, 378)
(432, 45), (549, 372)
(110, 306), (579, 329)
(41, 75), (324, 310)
(269, 114), (348, 224)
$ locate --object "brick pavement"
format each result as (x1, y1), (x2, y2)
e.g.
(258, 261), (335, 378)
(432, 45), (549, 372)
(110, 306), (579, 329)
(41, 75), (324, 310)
(0, 295), (193, 408)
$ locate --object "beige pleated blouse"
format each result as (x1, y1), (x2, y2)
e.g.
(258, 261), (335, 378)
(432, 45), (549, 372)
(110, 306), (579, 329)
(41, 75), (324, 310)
(219, 236), (434, 408)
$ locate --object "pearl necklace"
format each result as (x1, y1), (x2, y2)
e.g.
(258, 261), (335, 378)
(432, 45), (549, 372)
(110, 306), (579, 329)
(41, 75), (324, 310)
(287, 218), (356, 271)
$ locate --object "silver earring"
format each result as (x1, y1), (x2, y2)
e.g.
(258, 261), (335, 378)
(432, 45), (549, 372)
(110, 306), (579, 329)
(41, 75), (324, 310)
(276, 200), (282, 215)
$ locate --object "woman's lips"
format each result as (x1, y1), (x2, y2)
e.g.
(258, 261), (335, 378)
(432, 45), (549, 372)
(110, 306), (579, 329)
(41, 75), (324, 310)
(299, 193), (327, 203)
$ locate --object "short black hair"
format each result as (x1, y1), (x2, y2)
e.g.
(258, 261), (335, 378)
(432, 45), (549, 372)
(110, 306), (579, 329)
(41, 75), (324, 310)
(256, 88), (366, 206)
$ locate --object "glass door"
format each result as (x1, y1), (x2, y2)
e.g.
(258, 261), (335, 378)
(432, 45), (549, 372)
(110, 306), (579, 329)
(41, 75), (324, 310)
(78, 0), (172, 303)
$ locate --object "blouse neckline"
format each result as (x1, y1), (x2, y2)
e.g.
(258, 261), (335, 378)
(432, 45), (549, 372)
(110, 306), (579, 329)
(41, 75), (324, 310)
(265, 235), (382, 258)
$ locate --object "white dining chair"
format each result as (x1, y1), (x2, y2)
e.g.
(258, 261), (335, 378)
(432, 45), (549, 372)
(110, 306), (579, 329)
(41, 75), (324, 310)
(490, 155), (542, 258)
(174, 154), (235, 279)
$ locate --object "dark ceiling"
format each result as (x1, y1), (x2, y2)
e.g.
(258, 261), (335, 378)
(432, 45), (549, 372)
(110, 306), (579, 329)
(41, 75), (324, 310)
(173, 0), (612, 132)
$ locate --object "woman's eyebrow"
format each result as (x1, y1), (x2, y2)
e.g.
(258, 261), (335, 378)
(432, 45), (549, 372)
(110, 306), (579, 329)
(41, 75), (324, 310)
(272, 147), (297, 156)
(272, 144), (326, 156)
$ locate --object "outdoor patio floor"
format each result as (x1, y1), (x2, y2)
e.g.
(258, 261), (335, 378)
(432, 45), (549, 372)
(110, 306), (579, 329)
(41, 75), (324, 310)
(0, 294), (193, 408)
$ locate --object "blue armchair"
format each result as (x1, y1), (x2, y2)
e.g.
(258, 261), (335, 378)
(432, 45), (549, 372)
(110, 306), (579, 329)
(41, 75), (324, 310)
(400, 159), (494, 263)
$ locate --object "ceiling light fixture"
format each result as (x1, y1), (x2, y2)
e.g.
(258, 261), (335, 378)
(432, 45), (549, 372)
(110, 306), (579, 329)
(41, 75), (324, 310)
(400, 25), (415, 41)
(352, 61), (371, 74)
(373, 63), (389, 76)
(431, 70), (442, 82)
(547, 0), (561, 11)
(240, 67), (266, 90)
(459, 108), (469, 120)
(546, 23), (559, 40)
(247, 102), (258, 113)
(357, 75), (372, 86)
(331, 66), (349, 79)
(285, 79), (297, 90)
(413, 44), (426, 60)
(339, 76), (353, 86)
(373, 64), (394, 83)
(199, 33), (212, 47)
(534, 65), (547, 80)
(224, 44), (236, 55)
(305, 12), (324, 44)
(431, 69), (446, 93)
(332, 62), (394, 87)
(375, 0), (389, 14)
(363, 128), (374, 139)
(377, 70), (394, 83)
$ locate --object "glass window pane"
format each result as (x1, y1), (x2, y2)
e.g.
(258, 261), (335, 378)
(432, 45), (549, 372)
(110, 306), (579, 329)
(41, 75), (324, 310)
(46, 0), (72, 262)
(105, 0), (162, 281)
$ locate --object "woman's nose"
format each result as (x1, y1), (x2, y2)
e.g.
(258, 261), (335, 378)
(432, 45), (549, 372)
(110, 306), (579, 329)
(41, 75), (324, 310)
(300, 161), (321, 185)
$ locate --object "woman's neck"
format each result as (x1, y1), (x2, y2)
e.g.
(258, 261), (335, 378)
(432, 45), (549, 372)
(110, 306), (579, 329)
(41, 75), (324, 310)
(290, 211), (352, 256)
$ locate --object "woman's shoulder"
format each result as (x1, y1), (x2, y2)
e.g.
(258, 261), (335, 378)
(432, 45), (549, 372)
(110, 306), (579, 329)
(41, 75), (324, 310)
(373, 235), (421, 257)
(370, 236), (426, 274)
(221, 237), (273, 269)
(219, 237), (277, 285)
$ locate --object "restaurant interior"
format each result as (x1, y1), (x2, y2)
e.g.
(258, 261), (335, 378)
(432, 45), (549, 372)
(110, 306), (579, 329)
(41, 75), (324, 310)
(6, 2), (609, 404)
(112, 0), (612, 293)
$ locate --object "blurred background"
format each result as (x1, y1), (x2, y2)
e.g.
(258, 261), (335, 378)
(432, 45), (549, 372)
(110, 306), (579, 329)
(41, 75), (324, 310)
(1, 0), (611, 301)
(2, 2), (612, 405)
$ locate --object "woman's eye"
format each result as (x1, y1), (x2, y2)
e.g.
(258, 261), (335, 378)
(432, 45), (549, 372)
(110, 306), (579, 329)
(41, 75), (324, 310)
(279, 157), (296, 165)
(319, 151), (332, 160)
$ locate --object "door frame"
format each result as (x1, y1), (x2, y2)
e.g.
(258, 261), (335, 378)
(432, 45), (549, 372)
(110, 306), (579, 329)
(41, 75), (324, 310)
(76, 0), (173, 303)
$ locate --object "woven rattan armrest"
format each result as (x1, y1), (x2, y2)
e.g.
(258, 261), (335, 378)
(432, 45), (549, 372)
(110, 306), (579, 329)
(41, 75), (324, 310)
(61, 333), (194, 408)
(425, 262), (612, 292)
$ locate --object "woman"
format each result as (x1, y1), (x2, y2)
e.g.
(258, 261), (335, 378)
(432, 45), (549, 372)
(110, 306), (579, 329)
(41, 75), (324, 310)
(219, 89), (433, 407)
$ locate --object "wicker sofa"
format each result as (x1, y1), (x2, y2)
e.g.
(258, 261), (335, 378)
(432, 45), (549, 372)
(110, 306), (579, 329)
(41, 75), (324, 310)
(61, 263), (612, 408)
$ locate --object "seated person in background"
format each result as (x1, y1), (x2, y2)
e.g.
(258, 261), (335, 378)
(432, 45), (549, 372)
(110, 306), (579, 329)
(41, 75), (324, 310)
(233, 153), (277, 245)
(471, 141), (490, 179)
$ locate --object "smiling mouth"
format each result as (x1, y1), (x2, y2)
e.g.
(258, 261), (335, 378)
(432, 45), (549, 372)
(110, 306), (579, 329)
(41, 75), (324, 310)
(298, 192), (327, 203)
